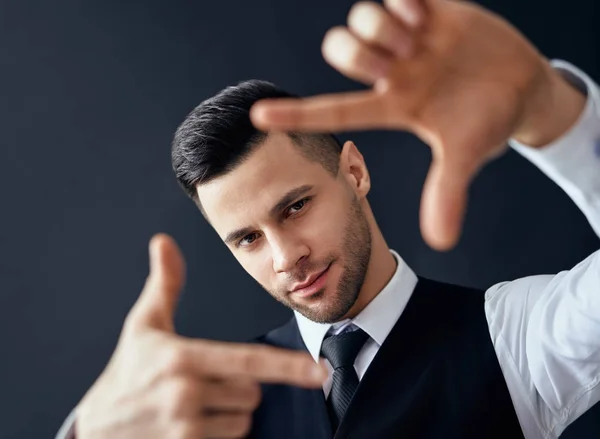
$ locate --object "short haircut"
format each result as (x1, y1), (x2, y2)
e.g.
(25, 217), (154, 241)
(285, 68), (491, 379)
(171, 79), (343, 211)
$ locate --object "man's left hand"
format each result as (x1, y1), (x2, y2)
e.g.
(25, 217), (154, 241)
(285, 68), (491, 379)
(250, 0), (585, 251)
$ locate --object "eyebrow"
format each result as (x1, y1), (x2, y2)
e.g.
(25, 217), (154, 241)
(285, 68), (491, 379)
(223, 184), (314, 246)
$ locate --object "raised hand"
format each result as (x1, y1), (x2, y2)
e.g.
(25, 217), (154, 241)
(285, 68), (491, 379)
(75, 234), (325, 439)
(251, 0), (584, 250)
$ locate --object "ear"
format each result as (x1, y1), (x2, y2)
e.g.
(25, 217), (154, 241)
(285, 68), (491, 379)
(339, 140), (371, 198)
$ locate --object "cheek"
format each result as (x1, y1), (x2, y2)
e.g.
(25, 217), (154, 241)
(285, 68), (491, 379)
(306, 203), (348, 248)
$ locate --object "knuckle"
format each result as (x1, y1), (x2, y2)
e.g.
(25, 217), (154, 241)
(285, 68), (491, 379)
(345, 41), (368, 69)
(322, 26), (347, 61)
(122, 309), (141, 333)
(244, 382), (262, 409)
(238, 348), (263, 375)
(168, 377), (194, 401)
(383, 0), (404, 10)
(349, 2), (383, 35)
(160, 347), (189, 375)
(348, 1), (372, 20)
(230, 414), (253, 437)
(369, 14), (388, 39)
(171, 421), (201, 439)
(323, 27), (366, 71)
(162, 378), (199, 418)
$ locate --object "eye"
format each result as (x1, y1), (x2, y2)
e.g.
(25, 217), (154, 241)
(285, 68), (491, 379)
(286, 197), (310, 216)
(238, 232), (259, 247)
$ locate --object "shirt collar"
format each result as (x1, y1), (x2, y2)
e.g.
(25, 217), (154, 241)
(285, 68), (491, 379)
(294, 249), (418, 362)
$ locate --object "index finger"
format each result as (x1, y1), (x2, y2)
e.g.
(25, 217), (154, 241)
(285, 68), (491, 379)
(188, 340), (327, 388)
(250, 90), (401, 133)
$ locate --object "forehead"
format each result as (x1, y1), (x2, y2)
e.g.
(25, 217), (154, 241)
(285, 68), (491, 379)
(197, 132), (334, 231)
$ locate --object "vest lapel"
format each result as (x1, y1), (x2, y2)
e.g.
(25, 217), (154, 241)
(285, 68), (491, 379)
(288, 320), (333, 439)
(289, 385), (333, 439)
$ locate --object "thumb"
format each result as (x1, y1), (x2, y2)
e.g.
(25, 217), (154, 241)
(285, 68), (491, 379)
(420, 156), (476, 251)
(128, 233), (186, 331)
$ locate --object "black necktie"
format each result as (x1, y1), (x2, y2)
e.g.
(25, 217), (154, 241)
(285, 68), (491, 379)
(320, 327), (370, 432)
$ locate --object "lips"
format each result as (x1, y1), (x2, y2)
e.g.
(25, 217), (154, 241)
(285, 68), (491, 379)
(291, 265), (330, 292)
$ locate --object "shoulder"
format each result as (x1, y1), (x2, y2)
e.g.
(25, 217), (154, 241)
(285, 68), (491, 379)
(415, 276), (487, 318)
(417, 276), (485, 297)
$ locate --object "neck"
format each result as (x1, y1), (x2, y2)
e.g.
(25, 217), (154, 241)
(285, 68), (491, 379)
(343, 219), (397, 320)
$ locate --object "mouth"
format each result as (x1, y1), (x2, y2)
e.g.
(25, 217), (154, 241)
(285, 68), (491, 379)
(291, 263), (332, 298)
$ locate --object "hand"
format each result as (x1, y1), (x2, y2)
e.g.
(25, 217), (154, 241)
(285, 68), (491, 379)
(75, 234), (326, 439)
(251, 0), (584, 250)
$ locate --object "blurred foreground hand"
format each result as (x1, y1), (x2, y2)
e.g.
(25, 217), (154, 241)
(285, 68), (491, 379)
(76, 234), (325, 439)
(251, 0), (585, 250)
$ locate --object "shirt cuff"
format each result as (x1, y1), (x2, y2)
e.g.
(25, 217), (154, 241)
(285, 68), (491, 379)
(509, 60), (600, 222)
(55, 409), (77, 439)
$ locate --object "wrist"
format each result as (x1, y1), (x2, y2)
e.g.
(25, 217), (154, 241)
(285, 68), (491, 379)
(512, 59), (587, 148)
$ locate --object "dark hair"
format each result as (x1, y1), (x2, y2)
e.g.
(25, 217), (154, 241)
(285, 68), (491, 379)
(171, 79), (343, 210)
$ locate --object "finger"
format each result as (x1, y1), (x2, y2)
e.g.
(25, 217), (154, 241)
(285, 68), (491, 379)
(170, 420), (205, 439)
(384, 0), (430, 29)
(156, 377), (204, 418)
(419, 157), (475, 251)
(348, 1), (414, 58)
(322, 26), (394, 85)
(203, 413), (252, 438)
(251, 90), (407, 132)
(185, 340), (327, 388)
(202, 379), (261, 411)
(128, 233), (186, 331)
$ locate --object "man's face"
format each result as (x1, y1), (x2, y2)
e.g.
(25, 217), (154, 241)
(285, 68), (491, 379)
(197, 133), (372, 324)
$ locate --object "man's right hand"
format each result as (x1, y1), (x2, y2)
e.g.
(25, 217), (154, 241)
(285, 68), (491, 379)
(75, 234), (326, 439)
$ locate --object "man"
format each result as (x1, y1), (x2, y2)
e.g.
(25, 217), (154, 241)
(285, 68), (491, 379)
(58, 0), (600, 438)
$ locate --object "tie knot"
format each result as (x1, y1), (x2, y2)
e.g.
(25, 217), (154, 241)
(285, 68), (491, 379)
(320, 327), (369, 369)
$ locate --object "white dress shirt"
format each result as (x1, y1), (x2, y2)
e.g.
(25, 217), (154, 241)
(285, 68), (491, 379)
(294, 60), (600, 439)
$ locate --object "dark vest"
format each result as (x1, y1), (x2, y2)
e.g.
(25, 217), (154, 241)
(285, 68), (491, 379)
(248, 277), (600, 438)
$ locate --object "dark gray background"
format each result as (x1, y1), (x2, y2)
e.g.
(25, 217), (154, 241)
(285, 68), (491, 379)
(0, 0), (598, 437)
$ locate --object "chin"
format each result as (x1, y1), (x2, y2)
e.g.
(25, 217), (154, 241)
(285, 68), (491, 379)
(294, 289), (356, 324)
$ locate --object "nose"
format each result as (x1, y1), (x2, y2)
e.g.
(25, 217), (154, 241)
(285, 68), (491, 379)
(270, 232), (309, 274)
